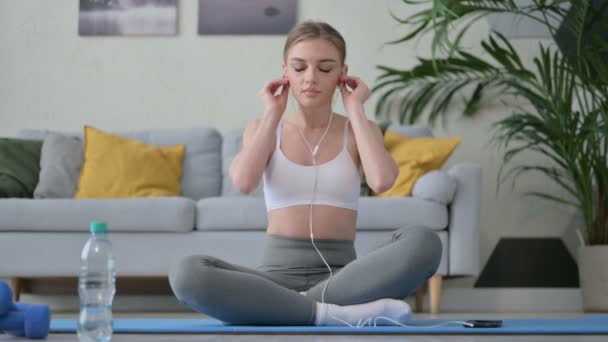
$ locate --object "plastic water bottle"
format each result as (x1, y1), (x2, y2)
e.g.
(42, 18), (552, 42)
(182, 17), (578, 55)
(77, 221), (116, 342)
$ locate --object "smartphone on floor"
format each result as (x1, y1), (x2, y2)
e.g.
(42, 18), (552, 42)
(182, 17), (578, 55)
(464, 320), (503, 328)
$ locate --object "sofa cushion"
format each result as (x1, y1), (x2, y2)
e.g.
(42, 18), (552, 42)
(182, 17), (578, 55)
(412, 169), (457, 205)
(386, 123), (434, 138)
(221, 128), (264, 197)
(0, 197), (195, 232)
(34, 133), (83, 199)
(357, 197), (448, 230)
(18, 127), (222, 201)
(75, 126), (185, 199)
(0, 230), (448, 276)
(378, 131), (461, 197)
(196, 196), (447, 231)
(0, 138), (43, 198)
(197, 197), (267, 230)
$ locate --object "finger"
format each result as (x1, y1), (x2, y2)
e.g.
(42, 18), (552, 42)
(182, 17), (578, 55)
(281, 78), (290, 90)
(340, 81), (349, 98)
(268, 83), (280, 95)
(356, 78), (369, 91)
(266, 79), (287, 94)
(279, 81), (290, 97)
(260, 82), (275, 96)
(344, 77), (359, 89)
(340, 76), (351, 88)
(276, 80), (290, 97)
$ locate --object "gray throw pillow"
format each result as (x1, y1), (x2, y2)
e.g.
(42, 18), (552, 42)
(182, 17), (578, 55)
(33, 133), (83, 198)
(412, 170), (457, 205)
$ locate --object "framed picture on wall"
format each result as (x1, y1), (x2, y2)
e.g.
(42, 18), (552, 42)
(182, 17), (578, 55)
(79, 0), (178, 36)
(198, 0), (297, 35)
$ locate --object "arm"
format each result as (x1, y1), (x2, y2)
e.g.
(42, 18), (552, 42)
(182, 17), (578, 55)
(341, 75), (398, 194)
(349, 110), (399, 194)
(230, 78), (289, 194)
(229, 112), (282, 194)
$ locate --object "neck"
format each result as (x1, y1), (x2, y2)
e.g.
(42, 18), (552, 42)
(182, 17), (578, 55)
(290, 105), (334, 129)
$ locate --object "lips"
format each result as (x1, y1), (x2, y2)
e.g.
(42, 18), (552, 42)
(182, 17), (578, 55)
(303, 89), (320, 94)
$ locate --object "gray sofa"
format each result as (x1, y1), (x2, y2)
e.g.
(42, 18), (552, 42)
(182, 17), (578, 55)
(0, 124), (481, 313)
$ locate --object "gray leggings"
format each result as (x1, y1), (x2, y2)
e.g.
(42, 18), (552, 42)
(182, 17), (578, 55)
(169, 226), (442, 326)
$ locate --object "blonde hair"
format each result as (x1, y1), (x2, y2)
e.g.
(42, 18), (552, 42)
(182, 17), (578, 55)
(283, 20), (346, 64)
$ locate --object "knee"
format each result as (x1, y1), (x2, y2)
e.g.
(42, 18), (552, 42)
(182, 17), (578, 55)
(395, 226), (443, 269)
(169, 254), (218, 302)
(412, 227), (442, 263)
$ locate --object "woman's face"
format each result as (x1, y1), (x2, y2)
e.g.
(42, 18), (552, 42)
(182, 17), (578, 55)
(283, 38), (347, 109)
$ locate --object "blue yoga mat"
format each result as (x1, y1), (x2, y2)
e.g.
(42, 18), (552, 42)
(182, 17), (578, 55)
(51, 316), (608, 334)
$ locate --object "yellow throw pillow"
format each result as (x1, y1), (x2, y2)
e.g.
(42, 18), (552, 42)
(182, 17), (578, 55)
(376, 130), (461, 197)
(75, 126), (185, 199)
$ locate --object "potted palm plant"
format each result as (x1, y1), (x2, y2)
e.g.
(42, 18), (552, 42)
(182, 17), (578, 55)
(372, 0), (608, 311)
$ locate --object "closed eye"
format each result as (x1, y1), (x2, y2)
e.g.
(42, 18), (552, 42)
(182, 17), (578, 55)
(293, 67), (333, 73)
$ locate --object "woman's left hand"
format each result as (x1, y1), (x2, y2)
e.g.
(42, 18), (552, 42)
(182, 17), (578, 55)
(340, 76), (370, 115)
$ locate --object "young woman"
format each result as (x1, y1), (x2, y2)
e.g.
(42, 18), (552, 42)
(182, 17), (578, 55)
(169, 20), (442, 326)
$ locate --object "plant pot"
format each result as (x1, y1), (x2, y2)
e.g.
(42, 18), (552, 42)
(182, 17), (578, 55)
(578, 245), (608, 312)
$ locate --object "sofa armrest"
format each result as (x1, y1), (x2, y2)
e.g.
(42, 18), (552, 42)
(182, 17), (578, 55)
(446, 162), (481, 276)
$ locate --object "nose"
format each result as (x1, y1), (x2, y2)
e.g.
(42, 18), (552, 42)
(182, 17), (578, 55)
(304, 69), (319, 86)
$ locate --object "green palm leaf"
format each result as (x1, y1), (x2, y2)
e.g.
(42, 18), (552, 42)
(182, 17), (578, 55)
(374, 0), (608, 244)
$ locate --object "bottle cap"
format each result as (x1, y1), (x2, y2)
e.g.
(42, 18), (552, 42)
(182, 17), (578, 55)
(90, 221), (108, 234)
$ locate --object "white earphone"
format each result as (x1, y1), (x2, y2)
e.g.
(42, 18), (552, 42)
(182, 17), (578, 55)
(293, 91), (470, 329)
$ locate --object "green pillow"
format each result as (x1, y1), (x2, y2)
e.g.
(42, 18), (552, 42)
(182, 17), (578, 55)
(0, 138), (43, 198)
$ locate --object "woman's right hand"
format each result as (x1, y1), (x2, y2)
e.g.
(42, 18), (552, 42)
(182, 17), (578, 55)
(258, 78), (290, 117)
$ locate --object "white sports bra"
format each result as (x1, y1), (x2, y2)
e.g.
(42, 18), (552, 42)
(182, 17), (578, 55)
(263, 117), (362, 212)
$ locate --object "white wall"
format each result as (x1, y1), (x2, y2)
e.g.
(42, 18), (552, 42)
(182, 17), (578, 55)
(0, 0), (579, 292)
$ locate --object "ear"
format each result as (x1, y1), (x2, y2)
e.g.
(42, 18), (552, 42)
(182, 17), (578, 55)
(281, 63), (287, 79)
(338, 64), (349, 86)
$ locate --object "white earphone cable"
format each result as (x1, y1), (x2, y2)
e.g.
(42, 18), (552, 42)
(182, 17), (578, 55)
(296, 100), (469, 329)
(297, 111), (355, 327)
